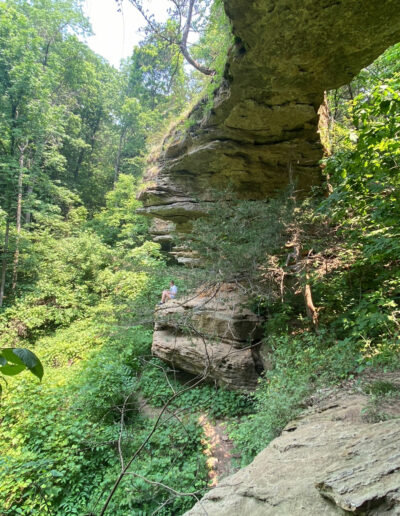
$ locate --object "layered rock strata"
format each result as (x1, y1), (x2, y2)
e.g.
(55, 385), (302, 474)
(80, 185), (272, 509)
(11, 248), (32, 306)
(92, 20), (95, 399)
(139, 0), (400, 230)
(186, 382), (400, 515)
(152, 284), (263, 390)
(149, 218), (175, 252)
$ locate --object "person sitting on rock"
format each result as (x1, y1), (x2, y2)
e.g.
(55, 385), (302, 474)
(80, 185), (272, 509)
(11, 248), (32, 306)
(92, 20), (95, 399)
(158, 281), (178, 305)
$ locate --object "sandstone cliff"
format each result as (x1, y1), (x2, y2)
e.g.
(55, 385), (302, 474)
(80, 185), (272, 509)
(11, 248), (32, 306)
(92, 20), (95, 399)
(139, 0), (400, 230)
(153, 284), (263, 390)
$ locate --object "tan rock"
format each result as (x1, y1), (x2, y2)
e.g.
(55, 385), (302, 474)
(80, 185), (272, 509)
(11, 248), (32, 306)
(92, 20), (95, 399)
(150, 218), (175, 251)
(185, 387), (400, 515)
(152, 330), (260, 391)
(139, 0), (400, 230)
(152, 284), (263, 390)
(316, 421), (400, 513)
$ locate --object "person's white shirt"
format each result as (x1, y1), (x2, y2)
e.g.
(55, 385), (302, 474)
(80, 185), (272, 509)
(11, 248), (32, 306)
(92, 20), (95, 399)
(170, 285), (178, 297)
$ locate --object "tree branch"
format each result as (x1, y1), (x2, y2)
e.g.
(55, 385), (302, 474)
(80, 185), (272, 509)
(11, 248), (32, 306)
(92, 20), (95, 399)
(98, 372), (207, 515)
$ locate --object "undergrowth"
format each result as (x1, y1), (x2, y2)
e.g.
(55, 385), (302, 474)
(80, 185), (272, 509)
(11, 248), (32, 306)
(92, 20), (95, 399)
(229, 71), (400, 465)
(139, 357), (254, 419)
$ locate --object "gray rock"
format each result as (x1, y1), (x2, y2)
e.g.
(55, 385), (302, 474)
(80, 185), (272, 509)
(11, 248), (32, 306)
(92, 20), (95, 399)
(316, 420), (400, 514)
(185, 389), (400, 515)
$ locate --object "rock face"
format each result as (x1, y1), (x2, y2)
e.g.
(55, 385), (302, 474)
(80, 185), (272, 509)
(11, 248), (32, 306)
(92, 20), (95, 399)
(185, 384), (400, 515)
(139, 0), (400, 229)
(150, 218), (175, 252)
(152, 284), (263, 390)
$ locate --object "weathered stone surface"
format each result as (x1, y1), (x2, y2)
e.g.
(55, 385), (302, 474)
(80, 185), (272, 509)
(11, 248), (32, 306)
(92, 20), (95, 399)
(152, 331), (260, 390)
(185, 385), (400, 515)
(150, 218), (176, 251)
(152, 284), (263, 390)
(139, 0), (400, 229)
(316, 420), (400, 513)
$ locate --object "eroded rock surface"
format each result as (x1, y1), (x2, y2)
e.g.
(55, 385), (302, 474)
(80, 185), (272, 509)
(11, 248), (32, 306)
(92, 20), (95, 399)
(150, 218), (175, 251)
(185, 384), (400, 515)
(140, 0), (400, 229)
(152, 284), (263, 390)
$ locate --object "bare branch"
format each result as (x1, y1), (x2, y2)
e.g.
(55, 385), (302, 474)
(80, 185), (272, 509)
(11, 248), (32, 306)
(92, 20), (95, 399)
(127, 471), (206, 513)
(127, 0), (216, 76)
(117, 393), (133, 470)
(98, 371), (208, 515)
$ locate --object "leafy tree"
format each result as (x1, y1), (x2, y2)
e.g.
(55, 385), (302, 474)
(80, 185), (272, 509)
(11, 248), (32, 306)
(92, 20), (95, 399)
(91, 174), (149, 247)
(120, 0), (217, 75)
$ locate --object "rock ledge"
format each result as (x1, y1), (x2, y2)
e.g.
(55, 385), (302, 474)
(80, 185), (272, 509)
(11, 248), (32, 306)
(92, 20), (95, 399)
(186, 378), (400, 515)
(152, 284), (263, 390)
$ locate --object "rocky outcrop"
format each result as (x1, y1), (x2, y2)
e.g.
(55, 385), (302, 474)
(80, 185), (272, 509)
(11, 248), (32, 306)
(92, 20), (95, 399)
(185, 380), (400, 515)
(139, 0), (400, 229)
(152, 284), (263, 390)
(150, 218), (175, 252)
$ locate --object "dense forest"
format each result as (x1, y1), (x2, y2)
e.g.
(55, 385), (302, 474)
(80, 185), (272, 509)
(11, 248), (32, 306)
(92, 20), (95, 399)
(1, 0), (400, 514)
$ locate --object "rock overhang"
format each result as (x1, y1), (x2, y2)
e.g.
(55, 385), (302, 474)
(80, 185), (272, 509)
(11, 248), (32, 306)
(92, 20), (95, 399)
(139, 0), (400, 230)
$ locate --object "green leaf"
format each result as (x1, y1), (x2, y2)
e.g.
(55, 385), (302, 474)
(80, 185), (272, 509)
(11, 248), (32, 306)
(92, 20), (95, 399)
(379, 99), (391, 114)
(0, 349), (44, 380)
(13, 348), (42, 372)
(0, 363), (26, 376)
(1, 348), (26, 365)
(30, 360), (44, 381)
(49, 470), (64, 477)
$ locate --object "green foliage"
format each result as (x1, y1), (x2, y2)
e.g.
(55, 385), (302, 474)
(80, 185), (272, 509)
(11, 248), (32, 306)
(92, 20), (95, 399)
(189, 0), (233, 104)
(139, 358), (254, 419)
(361, 380), (400, 423)
(327, 43), (400, 153)
(0, 320), (146, 514)
(230, 327), (364, 464)
(364, 380), (399, 396)
(184, 190), (292, 293)
(0, 347), (43, 395)
(127, 33), (186, 112)
(2, 3), (400, 515)
(91, 174), (149, 247)
(0, 230), (111, 344)
(318, 73), (400, 352)
(0, 160), (211, 515)
(90, 415), (207, 515)
(0, 300), (210, 514)
(231, 50), (400, 465)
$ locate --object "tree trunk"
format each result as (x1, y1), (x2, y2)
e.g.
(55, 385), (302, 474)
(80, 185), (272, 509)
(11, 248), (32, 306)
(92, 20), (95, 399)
(42, 40), (51, 68)
(12, 147), (25, 292)
(303, 248), (319, 330)
(347, 83), (354, 101)
(318, 91), (332, 156)
(286, 242), (319, 331)
(0, 219), (10, 307)
(303, 281), (319, 330)
(74, 148), (85, 181)
(179, 0), (215, 76)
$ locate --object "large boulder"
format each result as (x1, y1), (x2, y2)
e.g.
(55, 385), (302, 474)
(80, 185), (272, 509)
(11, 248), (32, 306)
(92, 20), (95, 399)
(185, 380), (400, 515)
(139, 0), (400, 230)
(152, 284), (263, 390)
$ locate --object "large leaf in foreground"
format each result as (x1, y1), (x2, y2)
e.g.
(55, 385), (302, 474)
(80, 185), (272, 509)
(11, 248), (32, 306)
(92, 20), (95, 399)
(0, 348), (44, 380)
